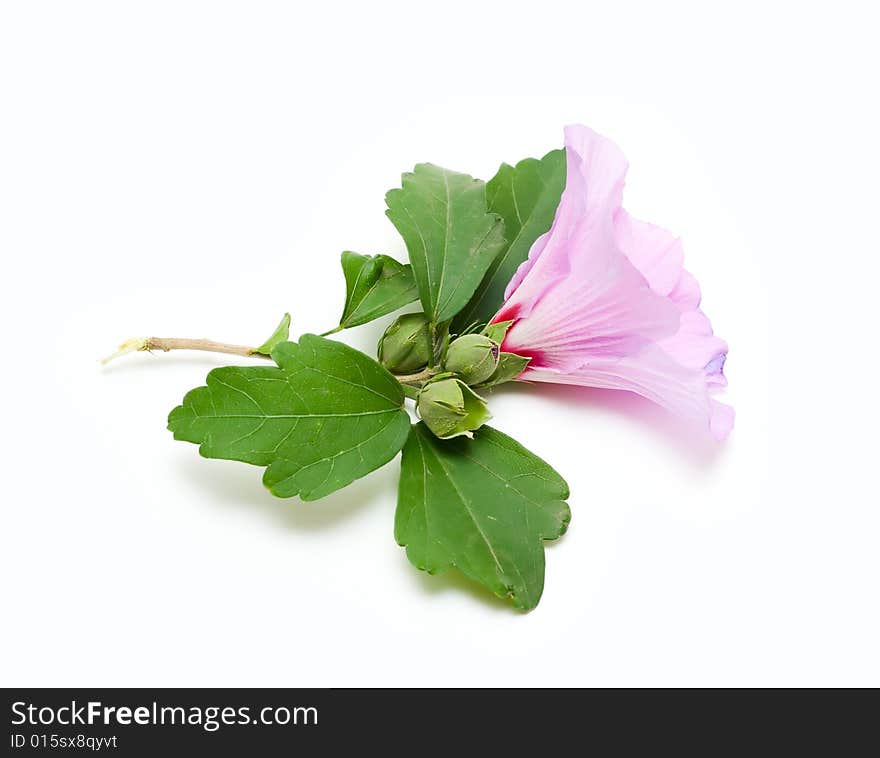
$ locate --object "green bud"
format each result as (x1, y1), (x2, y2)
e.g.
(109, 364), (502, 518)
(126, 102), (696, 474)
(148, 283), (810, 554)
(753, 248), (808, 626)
(417, 377), (491, 440)
(377, 313), (432, 373)
(444, 334), (500, 385)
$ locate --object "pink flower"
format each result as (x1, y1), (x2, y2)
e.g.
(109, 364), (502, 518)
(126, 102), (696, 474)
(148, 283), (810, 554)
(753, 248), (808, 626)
(493, 125), (733, 440)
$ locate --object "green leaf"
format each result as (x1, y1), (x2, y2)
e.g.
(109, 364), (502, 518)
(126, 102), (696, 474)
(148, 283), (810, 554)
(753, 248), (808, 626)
(396, 423), (570, 610)
(338, 251), (418, 329)
(168, 335), (411, 501)
(476, 352), (531, 389)
(386, 163), (506, 324)
(452, 150), (565, 331)
(253, 312), (291, 356)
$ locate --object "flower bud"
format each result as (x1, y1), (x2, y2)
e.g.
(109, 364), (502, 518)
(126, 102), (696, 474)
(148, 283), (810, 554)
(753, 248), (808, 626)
(444, 334), (500, 385)
(417, 377), (491, 439)
(378, 313), (432, 373)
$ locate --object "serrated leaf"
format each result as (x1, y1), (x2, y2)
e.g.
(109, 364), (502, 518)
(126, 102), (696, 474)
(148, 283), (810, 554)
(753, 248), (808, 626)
(396, 423), (570, 610)
(168, 335), (411, 501)
(338, 251), (418, 329)
(452, 150), (565, 331)
(386, 163), (506, 324)
(476, 352), (531, 389)
(253, 312), (291, 355)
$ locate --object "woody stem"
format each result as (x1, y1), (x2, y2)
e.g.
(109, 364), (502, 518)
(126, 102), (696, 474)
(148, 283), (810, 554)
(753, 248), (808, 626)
(102, 337), (271, 364)
(393, 367), (439, 386)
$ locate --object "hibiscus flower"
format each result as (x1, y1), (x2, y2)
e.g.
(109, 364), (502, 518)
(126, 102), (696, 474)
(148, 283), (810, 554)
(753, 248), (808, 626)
(493, 125), (733, 440)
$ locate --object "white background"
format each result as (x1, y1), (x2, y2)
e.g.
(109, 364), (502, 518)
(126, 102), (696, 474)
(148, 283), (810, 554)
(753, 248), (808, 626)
(1, 1), (878, 687)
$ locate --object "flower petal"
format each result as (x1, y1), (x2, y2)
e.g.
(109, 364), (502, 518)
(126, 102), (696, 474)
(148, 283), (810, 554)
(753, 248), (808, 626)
(658, 311), (728, 386)
(613, 211), (684, 297)
(612, 208), (728, 389)
(669, 269), (701, 311)
(522, 344), (734, 441)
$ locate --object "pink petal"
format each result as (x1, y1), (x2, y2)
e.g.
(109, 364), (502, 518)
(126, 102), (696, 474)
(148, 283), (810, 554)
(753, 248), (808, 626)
(669, 269), (701, 310)
(522, 344), (734, 441)
(709, 399), (735, 441)
(500, 251), (679, 372)
(613, 209), (728, 389)
(658, 311), (728, 383)
(613, 211), (684, 296)
(503, 228), (550, 300)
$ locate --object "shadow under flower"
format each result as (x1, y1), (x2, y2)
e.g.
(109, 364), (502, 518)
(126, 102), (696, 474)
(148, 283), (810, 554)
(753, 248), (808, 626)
(492, 381), (729, 466)
(175, 454), (397, 532)
(100, 351), (256, 375)
(181, 455), (523, 612)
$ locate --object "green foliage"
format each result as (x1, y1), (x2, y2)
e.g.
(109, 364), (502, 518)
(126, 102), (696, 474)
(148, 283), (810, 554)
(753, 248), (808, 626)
(168, 335), (411, 500)
(253, 313), (291, 356)
(386, 164), (506, 324)
(338, 252), (418, 329)
(396, 424), (570, 610)
(135, 138), (578, 612)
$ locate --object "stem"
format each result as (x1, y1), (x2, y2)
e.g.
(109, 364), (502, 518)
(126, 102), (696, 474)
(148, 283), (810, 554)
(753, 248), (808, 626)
(394, 367), (438, 386)
(101, 336), (270, 364)
(319, 325), (344, 337)
(427, 322), (437, 368)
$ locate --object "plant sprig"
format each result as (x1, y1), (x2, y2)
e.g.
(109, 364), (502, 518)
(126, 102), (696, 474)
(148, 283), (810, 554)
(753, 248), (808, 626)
(105, 149), (566, 611)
